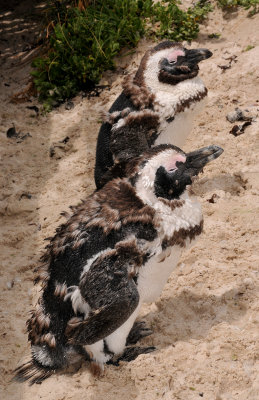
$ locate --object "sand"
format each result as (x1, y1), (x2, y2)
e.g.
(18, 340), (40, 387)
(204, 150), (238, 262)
(0, 2), (259, 399)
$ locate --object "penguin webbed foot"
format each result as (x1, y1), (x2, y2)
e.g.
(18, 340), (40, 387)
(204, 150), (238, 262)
(126, 320), (153, 345)
(107, 346), (156, 366)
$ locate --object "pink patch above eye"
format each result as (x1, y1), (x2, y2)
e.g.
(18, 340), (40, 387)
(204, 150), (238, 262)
(167, 49), (185, 62)
(166, 154), (186, 171)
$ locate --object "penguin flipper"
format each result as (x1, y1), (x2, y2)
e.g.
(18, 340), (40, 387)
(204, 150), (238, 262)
(98, 112), (160, 188)
(110, 124), (150, 163)
(66, 249), (140, 346)
(95, 91), (160, 189)
(96, 123), (150, 188)
(95, 92), (137, 189)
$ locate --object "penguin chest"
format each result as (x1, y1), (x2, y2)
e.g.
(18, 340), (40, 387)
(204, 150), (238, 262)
(136, 198), (203, 304)
(137, 246), (182, 303)
(154, 97), (207, 148)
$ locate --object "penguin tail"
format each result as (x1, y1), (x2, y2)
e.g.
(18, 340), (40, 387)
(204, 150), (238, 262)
(12, 358), (54, 385)
(13, 344), (88, 385)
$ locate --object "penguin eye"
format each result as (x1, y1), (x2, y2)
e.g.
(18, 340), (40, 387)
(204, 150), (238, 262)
(169, 60), (176, 64)
(168, 168), (177, 173)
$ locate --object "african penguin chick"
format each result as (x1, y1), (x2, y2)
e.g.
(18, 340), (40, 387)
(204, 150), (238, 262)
(14, 143), (223, 385)
(95, 40), (212, 189)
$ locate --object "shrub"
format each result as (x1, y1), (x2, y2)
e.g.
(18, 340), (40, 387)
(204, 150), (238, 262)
(31, 0), (257, 110)
(216, 0), (259, 16)
(32, 0), (213, 109)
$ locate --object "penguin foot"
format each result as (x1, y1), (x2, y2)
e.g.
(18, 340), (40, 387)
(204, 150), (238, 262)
(126, 321), (153, 345)
(108, 346), (156, 366)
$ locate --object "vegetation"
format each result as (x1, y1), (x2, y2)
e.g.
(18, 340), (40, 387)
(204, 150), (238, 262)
(31, 0), (258, 110)
(31, 0), (212, 110)
(243, 44), (255, 51)
(208, 32), (221, 38)
(217, 0), (259, 16)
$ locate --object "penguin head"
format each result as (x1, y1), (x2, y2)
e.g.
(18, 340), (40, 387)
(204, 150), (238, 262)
(133, 144), (223, 204)
(138, 41), (212, 88)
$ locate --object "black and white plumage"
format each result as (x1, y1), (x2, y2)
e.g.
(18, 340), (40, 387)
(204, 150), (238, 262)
(14, 143), (223, 384)
(95, 41), (213, 189)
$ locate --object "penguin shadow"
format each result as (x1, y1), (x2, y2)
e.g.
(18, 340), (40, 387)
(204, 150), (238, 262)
(143, 285), (248, 348)
(192, 172), (248, 197)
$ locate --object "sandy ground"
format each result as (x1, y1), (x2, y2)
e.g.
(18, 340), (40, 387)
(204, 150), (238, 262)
(0, 2), (259, 399)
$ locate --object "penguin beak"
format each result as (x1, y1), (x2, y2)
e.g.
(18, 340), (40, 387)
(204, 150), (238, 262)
(185, 48), (213, 64)
(185, 145), (224, 175)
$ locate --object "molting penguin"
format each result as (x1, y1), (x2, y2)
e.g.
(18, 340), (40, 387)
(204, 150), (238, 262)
(95, 41), (212, 189)
(14, 143), (223, 385)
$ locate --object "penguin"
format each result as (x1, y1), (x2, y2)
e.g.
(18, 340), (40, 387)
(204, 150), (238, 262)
(94, 41), (213, 189)
(14, 143), (223, 385)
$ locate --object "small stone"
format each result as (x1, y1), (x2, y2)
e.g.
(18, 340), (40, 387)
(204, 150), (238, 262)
(19, 193), (32, 200)
(6, 126), (17, 138)
(26, 105), (39, 115)
(7, 280), (14, 289)
(244, 278), (253, 287)
(229, 121), (252, 136)
(49, 137), (71, 158)
(226, 108), (243, 123)
(207, 193), (220, 203)
(65, 101), (74, 110)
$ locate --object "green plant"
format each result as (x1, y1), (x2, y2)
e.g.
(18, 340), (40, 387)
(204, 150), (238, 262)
(31, 0), (213, 109)
(145, 2), (191, 40)
(208, 32), (221, 38)
(217, 0), (259, 16)
(243, 44), (255, 51)
(32, 0), (257, 110)
(32, 0), (147, 109)
(189, 0), (213, 22)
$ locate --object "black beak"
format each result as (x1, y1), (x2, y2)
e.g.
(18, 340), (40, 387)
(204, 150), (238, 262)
(185, 48), (213, 64)
(185, 145), (223, 174)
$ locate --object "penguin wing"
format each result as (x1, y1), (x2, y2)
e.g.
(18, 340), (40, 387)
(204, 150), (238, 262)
(66, 244), (141, 345)
(96, 111), (160, 189)
(95, 119), (151, 189)
(95, 92), (137, 189)
(110, 122), (150, 163)
(98, 111), (160, 188)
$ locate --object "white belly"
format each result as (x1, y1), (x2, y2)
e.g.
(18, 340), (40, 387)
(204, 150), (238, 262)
(137, 246), (182, 303)
(154, 97), (207, 149)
